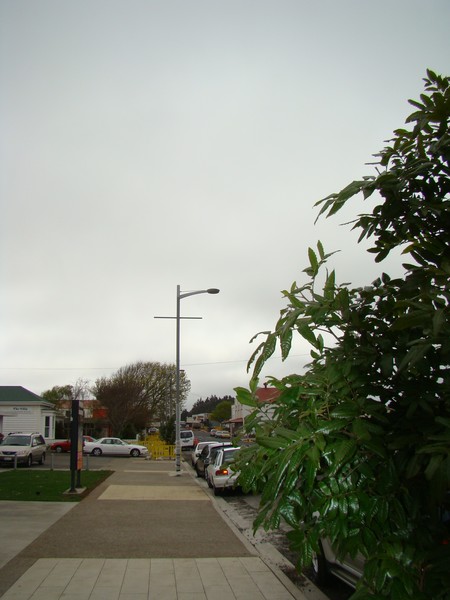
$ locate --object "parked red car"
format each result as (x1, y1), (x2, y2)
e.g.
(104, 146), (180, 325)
(50, 436), (96, 453)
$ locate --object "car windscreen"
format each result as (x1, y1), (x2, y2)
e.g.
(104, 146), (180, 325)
(2, 435), (30, 446)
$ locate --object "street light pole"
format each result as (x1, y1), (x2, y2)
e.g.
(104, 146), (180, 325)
(174, 285), (220, 473)
(175, 285), (182, 473)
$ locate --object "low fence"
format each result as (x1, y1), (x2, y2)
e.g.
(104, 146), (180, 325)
(139, 436), (176, 460)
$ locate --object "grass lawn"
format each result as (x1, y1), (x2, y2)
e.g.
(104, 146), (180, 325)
(0, 469), (113, 502)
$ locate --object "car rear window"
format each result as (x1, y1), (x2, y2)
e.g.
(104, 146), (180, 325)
(221, 448), (239, 465)
(209, 447), (221, 461)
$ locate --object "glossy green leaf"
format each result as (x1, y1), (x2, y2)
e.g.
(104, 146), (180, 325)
(234, 387), (257, 407)
(308, 247), (319, 273)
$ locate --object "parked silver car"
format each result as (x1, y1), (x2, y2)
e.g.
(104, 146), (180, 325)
(0, 432), (47, 467)
(312, 540), (364, 588)
(312, 493), (450, 589)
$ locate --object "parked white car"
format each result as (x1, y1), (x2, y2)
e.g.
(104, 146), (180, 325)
(180, 430), (195, 450)
(83, 437), (149, 457)
(208, 446), (241, 495)
(204, 443), (233, 485)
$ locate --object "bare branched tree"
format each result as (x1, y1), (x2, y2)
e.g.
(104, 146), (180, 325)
(92, 361), (191, 436)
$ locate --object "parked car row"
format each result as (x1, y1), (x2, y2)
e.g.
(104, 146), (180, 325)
(192, 441), (240, 495)
(50, 436), (150, 457)
(50, 436), (96, 453)
(0, 433), (150, 466)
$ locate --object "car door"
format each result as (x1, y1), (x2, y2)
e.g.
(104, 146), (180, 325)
(32, 435), (46, 461)
(108, 438), (126, 455)
(102, 438), (123, 455)
(98, 438), (111, 454)
(196, 445), (211, 476)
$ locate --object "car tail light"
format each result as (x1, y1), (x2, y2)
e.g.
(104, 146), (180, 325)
(215, 468), (229, 476)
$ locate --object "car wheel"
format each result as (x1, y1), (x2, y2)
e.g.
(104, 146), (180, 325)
(311, 544), (331, 585)
(213, 483), (221, 496)
(55, 446), (63, 453)
(39, 453), (46, 465)
(130, 449), (140, 457)
(92, 448), (102, 456)
(27, 454), (33, 467)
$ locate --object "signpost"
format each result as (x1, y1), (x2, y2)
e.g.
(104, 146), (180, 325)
(69, 399), (83, 492)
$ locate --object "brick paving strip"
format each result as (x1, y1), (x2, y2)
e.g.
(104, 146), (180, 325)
(1, 556), (299, 600)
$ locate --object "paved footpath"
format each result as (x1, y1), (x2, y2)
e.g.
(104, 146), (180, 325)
(0, 459), (308, 599)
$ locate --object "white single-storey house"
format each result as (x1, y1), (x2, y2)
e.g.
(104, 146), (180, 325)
(0, 386), (56, 440)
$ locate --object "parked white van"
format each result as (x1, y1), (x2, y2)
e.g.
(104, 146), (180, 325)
(180, 430), (195, 450)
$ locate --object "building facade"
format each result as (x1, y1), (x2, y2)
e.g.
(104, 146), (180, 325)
(0, 386), (57, 440)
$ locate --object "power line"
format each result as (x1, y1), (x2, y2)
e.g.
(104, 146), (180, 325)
(0, 354), (310, 371)
(0, 367), (117, 371)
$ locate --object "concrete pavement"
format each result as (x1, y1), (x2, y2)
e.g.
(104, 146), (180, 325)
(0, 458), (309, 599)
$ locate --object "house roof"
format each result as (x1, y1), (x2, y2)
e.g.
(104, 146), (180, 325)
(255, 386), (280, 403)
(0, 386), (55, 409)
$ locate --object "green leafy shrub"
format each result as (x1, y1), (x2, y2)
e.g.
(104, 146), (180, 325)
(235, 70), (450, 599)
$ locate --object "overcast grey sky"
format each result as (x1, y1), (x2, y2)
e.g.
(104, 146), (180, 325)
(1, 1), (449, 409)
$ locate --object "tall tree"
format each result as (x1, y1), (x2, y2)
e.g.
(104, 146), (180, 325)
(210, 400), (232, 423)
(41, 385), (74, 409)
(235, 71), (450, 599)
(41, 379), (90, 407)
(42, 379), (91, 437)
(93, 362), (190, 437)
(159, 415), (176, 445)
